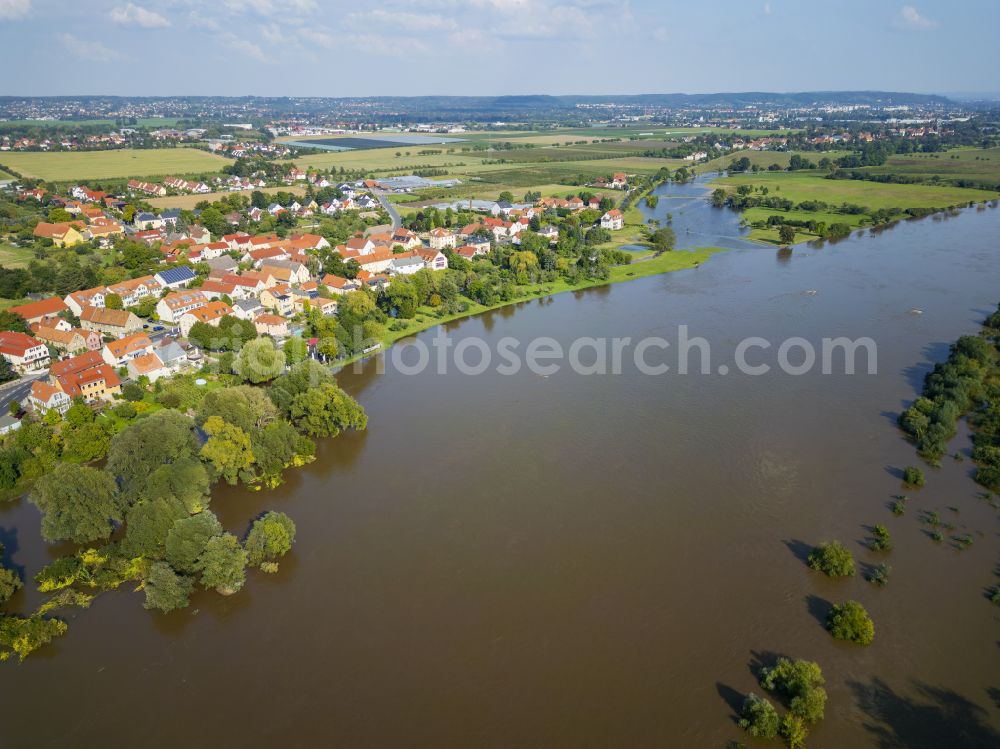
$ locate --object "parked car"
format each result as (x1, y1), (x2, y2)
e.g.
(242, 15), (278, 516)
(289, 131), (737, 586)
(152, 325), (165, 332)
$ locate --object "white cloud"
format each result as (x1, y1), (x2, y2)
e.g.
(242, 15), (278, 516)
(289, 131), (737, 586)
(110, 3), (170, 28)
(0, 0), (30, 20)
(223, 33), (266, 61)
(763, 2), (772, 15)
(222, 0), (317, 15)
(60, 33), (124, 62)
(893, 5), (938, 30)
(350, 9), (459, 33)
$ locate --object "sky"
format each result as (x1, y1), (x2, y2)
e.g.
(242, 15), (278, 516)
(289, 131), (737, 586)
(0, 0), (997, 98)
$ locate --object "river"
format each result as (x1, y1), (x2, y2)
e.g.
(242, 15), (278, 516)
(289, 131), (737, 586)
(1, 180), (999, 747)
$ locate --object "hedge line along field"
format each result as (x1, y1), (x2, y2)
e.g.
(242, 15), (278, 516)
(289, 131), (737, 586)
(146, 185), (307, 211)
(714, 170), (998, 211)
(0, 147), (230, 181)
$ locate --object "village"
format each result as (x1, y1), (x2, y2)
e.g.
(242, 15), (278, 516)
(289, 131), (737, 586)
(0, 165), (636, 429)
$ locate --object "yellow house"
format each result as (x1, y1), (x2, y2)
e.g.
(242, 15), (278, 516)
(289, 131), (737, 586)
(33, 221), (85, 247)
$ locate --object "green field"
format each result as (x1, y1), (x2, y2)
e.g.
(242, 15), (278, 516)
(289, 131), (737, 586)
(699, 150), (853, 173)
(0, 147), (230, 181)
(854, 147), (1000, 188)
(714, 171), (996, 210)
(714, 170), (998, 245)
(0, 244), (36, 269)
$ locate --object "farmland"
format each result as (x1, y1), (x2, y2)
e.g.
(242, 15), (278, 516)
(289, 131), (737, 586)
(699, 150), (853, 173)
(0, 147), (229, 181)
(713, 169), (998, 244)
(714, 170), (996, 211)
(853, 147), (1000, 188)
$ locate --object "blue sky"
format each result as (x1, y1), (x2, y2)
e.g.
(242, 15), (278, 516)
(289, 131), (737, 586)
(0, 0), (997, 97)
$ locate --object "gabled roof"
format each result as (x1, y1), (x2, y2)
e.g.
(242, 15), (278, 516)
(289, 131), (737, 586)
(79, 305), (132, 327)
(9, 296), (68, 321)
(0, 331), (44, 356)
(155, 266), (197, 285)
(105, 332), (153, 360)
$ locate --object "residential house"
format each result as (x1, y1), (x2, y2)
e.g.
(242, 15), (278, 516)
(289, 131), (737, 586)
(9, 297), (69, 325)
(32, 326), (89, 354)
(320, 275), (360, 295)
(260, 260), (310, 286)
(65, 286), (107, 316)
(127, 352), (170, 383)
(415, 248), (449, 270)
(154, 266), (197, 290)
(0, 331), (49, 373)
(260, 285), (294, 317)
(33, 222), (84, 247)
(198, 279), (238, 300)
(600, 209), (624, 231)
(106, 275), (159, 307)
(390, 255), (425, 276)
(156, 290), (208, 324)
(79, 306), (143, 337)
(133, 212), (166, 230)
(253, 313), (289, 338)
(102, 332), (154, 367)
(178, 301), (234, 337)
(232, 298), (264, 321)
(428, 227), (456, 250)
(611, 172), (628, 189)
(28, 380), (70, 415)
(49, 351), (121, 402)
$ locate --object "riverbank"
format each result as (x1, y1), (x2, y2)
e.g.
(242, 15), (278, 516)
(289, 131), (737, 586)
(336, 247), (722, 369)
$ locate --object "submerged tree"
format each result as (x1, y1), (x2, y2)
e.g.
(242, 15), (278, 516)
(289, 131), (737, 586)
(30, 463), (120, 544)
(143, 562), (194, 614)
(806, 541), (856, 578)
(195, 534), (247, 595)
(826, 600), (875, 645)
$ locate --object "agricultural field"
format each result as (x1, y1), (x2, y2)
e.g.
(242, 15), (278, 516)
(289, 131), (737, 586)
(147, 185), (306, 210)
(714, 170), (998, 245)
(0, 147), (229, 181)
(855, 147), (1000, 188)
(698, 150), (853, 173)
(714, 171), (996, 211)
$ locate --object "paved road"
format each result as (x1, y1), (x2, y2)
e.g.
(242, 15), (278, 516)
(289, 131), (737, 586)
(373, 190), (402, 230)
(0, 372), (45, 414)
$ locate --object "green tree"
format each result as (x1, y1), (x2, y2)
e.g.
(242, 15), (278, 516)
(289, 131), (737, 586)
(196, 385), (278, 433)
(778, 225), (797, 244)
(233, 337), (286, 384)
(30, 463), (120, 543)
(0, 614), (68, 660)
(105, 410), (199, 496)
(780, 713), (808, 749)
(245, 511), (296, 569)
(195, 533), (247, 594)
(903, 465), (925, 487)
(826, 601), (875, 645)
(289, 381), (367, 438)
(143, 562), (194, 613)
(143, 456), (211, 514)
(760, 658), (827, 724)
(200, 416), (255, 485)
(0, 544), (22, 604)
(650, 227), (676, 253)
(121, 496), (188, 558)
(61, 421), (111, 463)
(738, 693), (780, 738)
(164, 511), (223, 574)
(104, 293), (123, 310)
(807, 541), (855, 578)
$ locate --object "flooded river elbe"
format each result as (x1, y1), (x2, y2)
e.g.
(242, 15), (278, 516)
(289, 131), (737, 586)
(1, 182), (999, 747)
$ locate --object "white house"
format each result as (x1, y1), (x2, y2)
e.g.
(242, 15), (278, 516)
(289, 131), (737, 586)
(600, 209), (624, 231)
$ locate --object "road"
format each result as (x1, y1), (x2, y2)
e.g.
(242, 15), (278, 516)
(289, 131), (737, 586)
(0, 372), (45, 414)
(373, 190), (402, 230)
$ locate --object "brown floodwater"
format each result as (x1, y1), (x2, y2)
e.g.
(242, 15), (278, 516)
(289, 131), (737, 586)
(1, 185), (999, 748)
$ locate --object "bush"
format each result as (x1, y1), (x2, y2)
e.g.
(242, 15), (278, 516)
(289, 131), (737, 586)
(868, 563), (891, 587)
(738, 693), (780, 738)
(760, 657), (826, 724)
(867, 524), (892, 552)
(903, 466), (925, 487)
(807, 541), (855, 578)
(826, 601), (875, 645)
